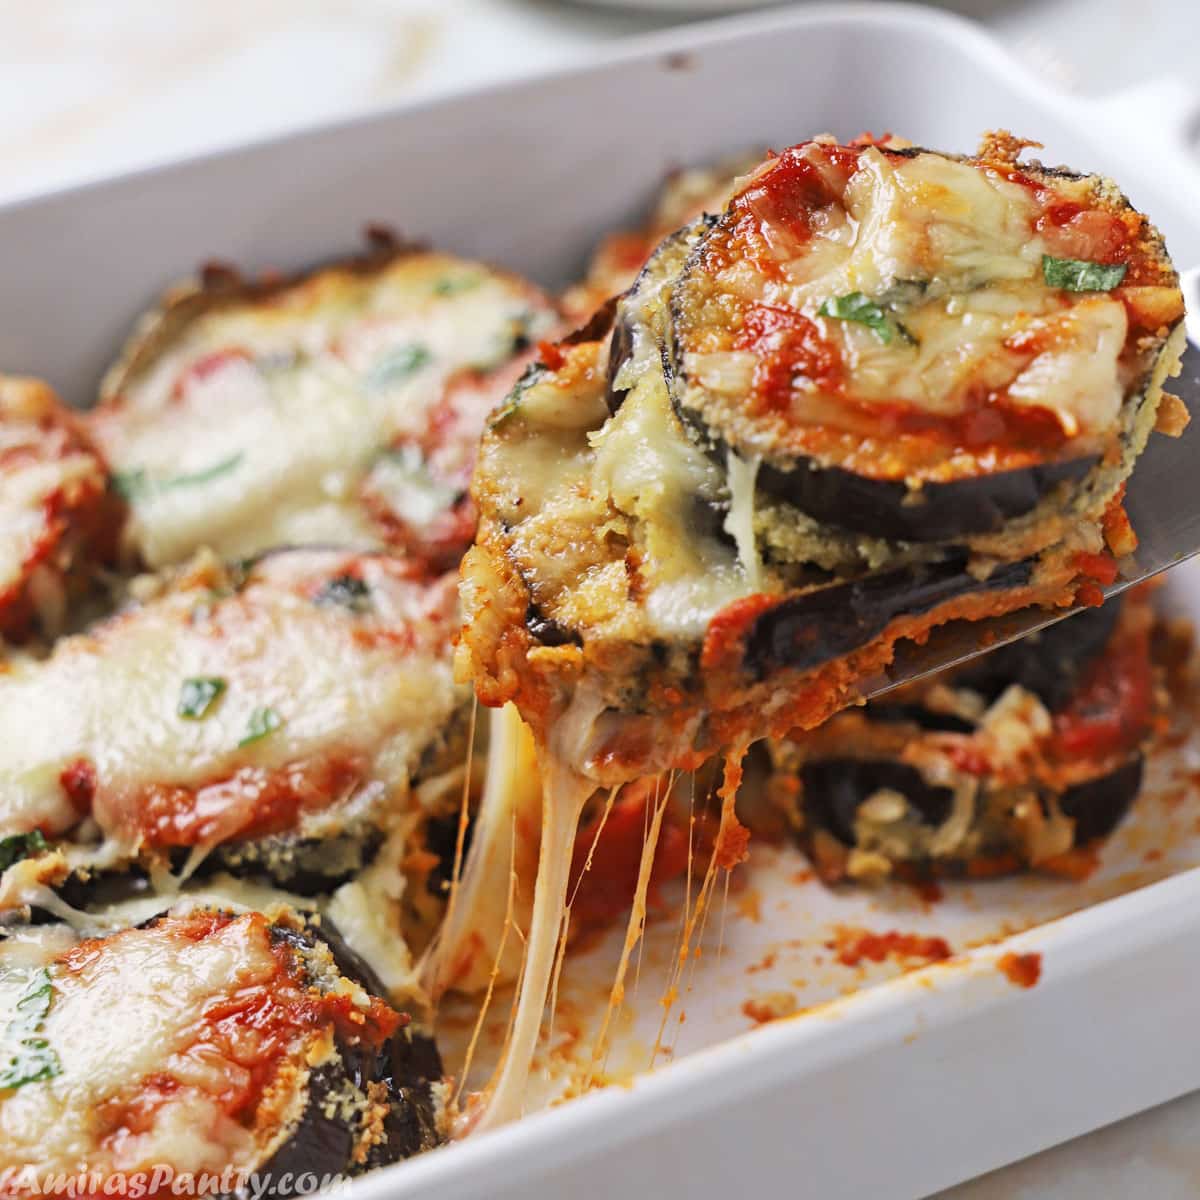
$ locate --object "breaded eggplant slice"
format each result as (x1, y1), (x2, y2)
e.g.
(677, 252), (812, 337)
(0, 376), (124, 642)
(669, 136), (1187, 555)
(765, 592), (1158, 882)
(562, 152), (760, 321)
(0, 549), (465, 894)
(0, 905), (443, 1183)
(90, 239), (559, 572)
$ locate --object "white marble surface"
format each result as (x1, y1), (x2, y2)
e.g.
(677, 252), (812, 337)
(3, 2), (1199, 1196)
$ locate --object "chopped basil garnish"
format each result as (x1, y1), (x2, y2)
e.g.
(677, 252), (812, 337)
(433, 275), (481, 296)
(0, 831), (48, 873)
(178, 677), (227, 720)
(314, 574), (371, 612)
(818, 292), (895, 343)
(368, 344), (431, 389)
(0, 967), (61, 1091)
(1041, 255), (1127, 292)
(239, 706), (283, 747)
(113, 452), (244, 502)
(487, 365), (540, 430)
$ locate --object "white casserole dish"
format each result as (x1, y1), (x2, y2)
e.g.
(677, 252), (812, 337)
(2, 4), (1200, 1196)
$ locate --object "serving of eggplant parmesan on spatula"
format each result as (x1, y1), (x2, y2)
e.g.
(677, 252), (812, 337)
(455, 132), (1189, 1127)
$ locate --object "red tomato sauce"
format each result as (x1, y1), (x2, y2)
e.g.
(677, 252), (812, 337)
(1052, 630), (1154, 762)
(569, 779), (694, 935)
(76, 911), (401, 1175)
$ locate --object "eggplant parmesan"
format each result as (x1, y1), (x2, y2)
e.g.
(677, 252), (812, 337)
(89, 240), (559, 572)
(462, 134), (1186, 786)
(0, 548), (465, 898)
(669, 134), (1187, 552)
(0, 905), (443, 1184)
(0, 376), (124, 643)
(765, 592), (1159, 882)
(455, 136), (1185, 1126)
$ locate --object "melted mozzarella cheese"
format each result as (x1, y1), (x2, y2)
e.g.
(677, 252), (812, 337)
(424, 703), (541, 998)
(0, 551), (464, 854)
(688, 146), (1134, 443)
(0, 915), (296, 1172)
(92, 254), (556, 568)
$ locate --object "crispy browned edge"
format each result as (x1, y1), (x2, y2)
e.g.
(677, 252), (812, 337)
(99, 226), (427, 403)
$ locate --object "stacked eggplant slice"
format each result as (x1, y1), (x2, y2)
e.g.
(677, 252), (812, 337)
(763, 591), (1159, 882)
(462, 134), (1188, 787)
(0, 234), (559, 1183)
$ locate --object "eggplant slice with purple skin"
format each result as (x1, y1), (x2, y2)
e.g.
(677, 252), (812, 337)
(667, 138), (1186, 551)
(0, 905), (444, 1187)
(764, 593), (1159, 883)
(89, 233), (559, 575)
(0, 548), (468, 905)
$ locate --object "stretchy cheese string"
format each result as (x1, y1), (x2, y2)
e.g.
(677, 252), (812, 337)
(549, 785), (617, 1056)
(588, 772), (674, 1087)
(422, 702), (537, 1003)
(652, 748), (748, 1066)
(438, 695), (478, 970)
(469, 753), (594, 1132)
(454, 795), (522, 1111)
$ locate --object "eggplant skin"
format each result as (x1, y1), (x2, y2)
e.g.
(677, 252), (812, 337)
(743, 556), (1033, 678)
(210, 830), (384, 896)
(260, 917), (445, 1182)
(801, 759), (953, 847)
(754, 453), (1096, 543)
(798, 754), (1143, 875)
(1060, 755), (1143, 844)
(867, 600), (1123, 726)
(949, 599), (1121, 711)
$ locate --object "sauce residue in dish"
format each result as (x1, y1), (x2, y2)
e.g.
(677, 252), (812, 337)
(997, 951), (1043, 988)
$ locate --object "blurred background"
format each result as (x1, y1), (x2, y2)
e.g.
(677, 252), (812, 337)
(2, 0), (1198, 203)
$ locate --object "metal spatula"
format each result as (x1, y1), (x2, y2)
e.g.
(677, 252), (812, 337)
(871, 267), (1200, 697)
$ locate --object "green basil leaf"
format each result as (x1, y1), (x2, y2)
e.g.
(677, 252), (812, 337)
(1041, 255), (1127, 292)
(238, 706), (284, 748)
(0, 1039), (59, 1090)
(0, 831), (48, 873)
(488, 365), (541, 430)
(113, 453), (244, 502)
(314, 575), (371, 613)
(368, 344), (431, 389)
(0, 968), (61, 1091)
(178, 677), (227, 720)
(818, 292), (895, 344)
(433, 275), (481, 296)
